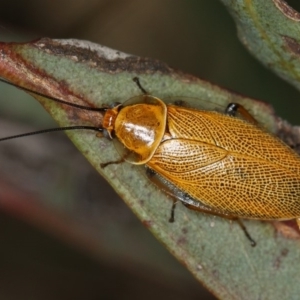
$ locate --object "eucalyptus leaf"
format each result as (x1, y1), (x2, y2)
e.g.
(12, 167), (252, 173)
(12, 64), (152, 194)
(220, 0), (300, 91)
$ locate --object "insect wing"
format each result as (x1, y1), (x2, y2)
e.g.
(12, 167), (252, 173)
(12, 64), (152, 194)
(147, 105), (300, 220)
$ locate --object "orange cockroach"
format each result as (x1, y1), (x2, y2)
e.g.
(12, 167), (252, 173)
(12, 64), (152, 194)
(1, 77), (300, 246)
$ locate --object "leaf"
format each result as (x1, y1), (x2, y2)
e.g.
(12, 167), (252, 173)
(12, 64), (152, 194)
(220, 0), (300, 91)
(0, 38), (300, 300)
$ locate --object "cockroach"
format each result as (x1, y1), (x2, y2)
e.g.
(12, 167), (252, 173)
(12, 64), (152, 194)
(1, 77), (300, 247)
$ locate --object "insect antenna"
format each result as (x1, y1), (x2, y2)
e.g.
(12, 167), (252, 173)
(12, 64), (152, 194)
(0, 78), (107, 112)
(0, 77), (106, 141)
(0, 126), (103, 142)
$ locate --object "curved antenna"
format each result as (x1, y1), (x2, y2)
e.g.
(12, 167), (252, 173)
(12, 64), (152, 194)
(0, 78), (108, 142)
(0, 78), (107, 112)
(0, 126), (103, 142)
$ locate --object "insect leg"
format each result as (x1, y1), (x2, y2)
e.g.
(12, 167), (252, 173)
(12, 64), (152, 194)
(226, 103), (258, 125)
(234, 219), (256, 247)
(183, 203), (256, 247)
(133, 77), (148, 95)
(145, 167), (182, 222)
(100, 148), (135, 168)
(100, 158), (125, 168)
(169, 200), (179, 223)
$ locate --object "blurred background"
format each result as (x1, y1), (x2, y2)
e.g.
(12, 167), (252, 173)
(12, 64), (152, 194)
(0, 0), (300, 299)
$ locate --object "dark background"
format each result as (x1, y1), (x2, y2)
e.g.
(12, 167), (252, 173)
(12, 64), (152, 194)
(0, 1), (299, 299)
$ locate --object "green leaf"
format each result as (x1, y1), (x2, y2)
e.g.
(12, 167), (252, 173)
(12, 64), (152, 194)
(220, 0), (300, 91)
(0, 37), (300, 300)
